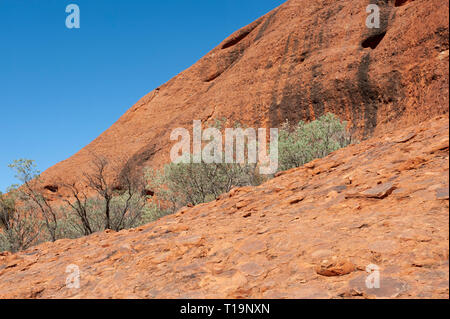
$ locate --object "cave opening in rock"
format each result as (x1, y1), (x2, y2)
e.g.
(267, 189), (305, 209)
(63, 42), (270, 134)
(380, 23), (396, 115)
(362, 32), (387, 50)
(395, 0), (412, 7)
(44, 185), (59, 193)
(221, 30), (252, 49)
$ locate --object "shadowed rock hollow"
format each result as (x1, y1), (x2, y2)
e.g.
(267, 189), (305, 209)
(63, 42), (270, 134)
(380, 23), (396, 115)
(38, 0), (448, 191)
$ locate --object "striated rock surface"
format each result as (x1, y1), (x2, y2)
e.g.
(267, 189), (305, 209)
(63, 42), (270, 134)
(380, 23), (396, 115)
(38, 0), (448, 193)
(0, 116), (448, 299)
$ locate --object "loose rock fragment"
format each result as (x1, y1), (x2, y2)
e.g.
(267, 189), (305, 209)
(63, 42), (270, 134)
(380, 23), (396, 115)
(316, 259), (355, 277)
(346, 182), (396, 199)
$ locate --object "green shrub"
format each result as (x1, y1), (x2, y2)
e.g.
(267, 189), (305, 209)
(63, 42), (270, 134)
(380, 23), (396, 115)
(278, 113), (353, 171)
(141, 201), (172, 224)
(146, 114), (353, 213)
(146, 119), (266, 213)
(146, 158), (264, 213)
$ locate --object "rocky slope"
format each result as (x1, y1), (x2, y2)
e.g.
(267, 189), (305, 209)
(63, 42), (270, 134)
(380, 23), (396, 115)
(0, 115), (447, 299)
(38, 0), (449, 194)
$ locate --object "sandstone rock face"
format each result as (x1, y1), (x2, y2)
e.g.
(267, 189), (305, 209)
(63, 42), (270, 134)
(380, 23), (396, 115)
(38, 0), (448, 192)
(0, 116), (447, 299)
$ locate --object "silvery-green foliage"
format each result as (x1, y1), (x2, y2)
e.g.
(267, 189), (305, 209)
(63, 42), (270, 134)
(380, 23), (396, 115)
(141, 201), (172, 224)
(147, 155), (264, 213)
(278, 113), (353, 171)
(147, 118), (265, 213)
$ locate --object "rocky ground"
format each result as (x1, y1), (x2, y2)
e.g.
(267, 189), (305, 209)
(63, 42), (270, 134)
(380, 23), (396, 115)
(0, 115), (447, 299)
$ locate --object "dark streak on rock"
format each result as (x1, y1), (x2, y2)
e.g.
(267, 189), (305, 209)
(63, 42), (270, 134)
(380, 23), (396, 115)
(267, 33), (293, 127)
(254, 9), (279, 42)
(357, 53), (379, 136)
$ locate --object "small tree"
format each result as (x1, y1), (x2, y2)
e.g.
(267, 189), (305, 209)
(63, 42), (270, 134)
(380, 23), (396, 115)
(111, 159), (148, 231)
(8, 159), (60, 242)
(61, 181), (94, 236)
(0, 188), (43, 253)
(83, 156), (113, 230)
(82, 154), (148, 231)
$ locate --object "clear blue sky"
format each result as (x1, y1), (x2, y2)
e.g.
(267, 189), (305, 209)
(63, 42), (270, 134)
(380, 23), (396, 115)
(0, 0), (284, 192)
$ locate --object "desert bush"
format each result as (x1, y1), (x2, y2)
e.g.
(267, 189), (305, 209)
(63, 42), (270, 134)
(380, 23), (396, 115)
(147, 115), (352, 213)
(140, 201), (172, 224)
(278, 113), (353, 172)
(0, 188), (43, 253)
(147, 159), (263, 213)
(147, 119), (264, 212)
